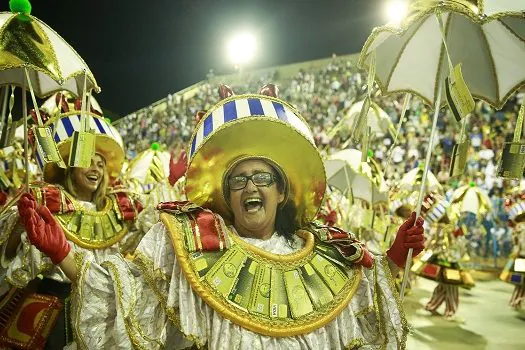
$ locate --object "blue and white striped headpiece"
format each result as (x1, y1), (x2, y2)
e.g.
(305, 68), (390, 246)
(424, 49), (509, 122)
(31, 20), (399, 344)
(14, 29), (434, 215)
(509, 201), (525, 222)
(185, 94), (325, 225)
(38, 112), (125, 183)
(423, 199), (450, 224)
(421, 192), (450, 224)
(390, 190), (418, 216)
(189, 95), (314, 159)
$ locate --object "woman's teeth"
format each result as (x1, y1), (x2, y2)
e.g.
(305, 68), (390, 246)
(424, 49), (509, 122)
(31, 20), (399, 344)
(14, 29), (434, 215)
(244, 198), (263, 212)
(86, 174), (99, 182)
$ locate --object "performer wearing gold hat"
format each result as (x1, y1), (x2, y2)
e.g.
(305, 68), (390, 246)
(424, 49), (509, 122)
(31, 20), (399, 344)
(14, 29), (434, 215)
(18, 86), (425, 349)
(412, 192), (475, 319)
(0, 92), (145, 349)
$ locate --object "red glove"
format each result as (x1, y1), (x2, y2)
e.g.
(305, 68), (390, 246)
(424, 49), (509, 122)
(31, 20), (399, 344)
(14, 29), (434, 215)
(169, 150), (187, 186)
(17, 193), (70, 264)
(387, 212), (425, 268)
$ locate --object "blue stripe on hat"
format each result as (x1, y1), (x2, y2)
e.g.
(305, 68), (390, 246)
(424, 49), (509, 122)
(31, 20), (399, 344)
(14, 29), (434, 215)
(191, 136), (197, 156)
(203, 115), (213, 137)
(272, 102), (287, 121)
(61, 117), (74, 137)
(248, 98), (264, 116)
(223, 101), (237, 122)
(93, 117), (106, 134)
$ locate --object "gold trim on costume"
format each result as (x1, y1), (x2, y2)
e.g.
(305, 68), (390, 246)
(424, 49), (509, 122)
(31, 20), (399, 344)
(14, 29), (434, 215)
(54, 194), (129, 249)
(229, 229), (315, 264)
(160, 212), (362, 337)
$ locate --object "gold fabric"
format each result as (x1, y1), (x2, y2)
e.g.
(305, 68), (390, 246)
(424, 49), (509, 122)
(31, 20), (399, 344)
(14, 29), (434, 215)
(54, 194), (132, 250)
(160, 212), (362, 337)
(0, 12), (99, 95)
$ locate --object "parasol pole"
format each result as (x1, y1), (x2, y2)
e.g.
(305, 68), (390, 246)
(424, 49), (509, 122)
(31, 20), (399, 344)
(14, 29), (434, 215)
(399, 9), (456, 300)
(399, 74), (443, 300)
(0, 87), (7, 143)
(22, 76), (29, 192)
(3, 87), (15, 147)
(385, 93), (411, 167)
(343, 165), (353, 205)
(24, 67), (45, 126)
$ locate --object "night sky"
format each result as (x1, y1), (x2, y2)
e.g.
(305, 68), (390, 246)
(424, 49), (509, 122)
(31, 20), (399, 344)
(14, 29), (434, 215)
(2, 0), (387, 117)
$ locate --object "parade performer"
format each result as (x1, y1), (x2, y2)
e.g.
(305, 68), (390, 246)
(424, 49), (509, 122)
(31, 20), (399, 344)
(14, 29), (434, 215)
(18, 86), (424, 349)
(324, 148), (390, 255)
(412, 192), (475, 319)
(449, 182), (492, 265)
(0, 92), (145, 349)
(500, 188), (525, 315)
(124, 142), (187, 234)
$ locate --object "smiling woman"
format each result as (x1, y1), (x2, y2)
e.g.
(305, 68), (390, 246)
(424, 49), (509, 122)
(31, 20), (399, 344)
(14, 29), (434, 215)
(227, 159), (286, 241)
(0, 92), (146, 350)
(64, 154), (108, 207)
(19, 85), (425, 349)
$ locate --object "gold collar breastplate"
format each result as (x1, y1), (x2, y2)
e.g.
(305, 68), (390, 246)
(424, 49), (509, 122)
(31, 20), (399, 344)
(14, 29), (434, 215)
(54, 195), (128, 249)
(161, 212), (362, 337)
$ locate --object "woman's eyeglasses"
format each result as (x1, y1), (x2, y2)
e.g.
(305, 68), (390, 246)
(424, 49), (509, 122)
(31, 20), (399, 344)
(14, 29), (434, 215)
(228, 172), (277, 190)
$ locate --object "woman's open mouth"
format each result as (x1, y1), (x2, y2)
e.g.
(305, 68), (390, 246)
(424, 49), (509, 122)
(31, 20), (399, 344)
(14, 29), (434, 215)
(243, 197), (263, 213)
(86, 173), (100, 185)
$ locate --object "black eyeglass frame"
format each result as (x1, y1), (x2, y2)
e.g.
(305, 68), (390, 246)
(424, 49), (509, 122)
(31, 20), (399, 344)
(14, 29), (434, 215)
(228, 172), (278, 191)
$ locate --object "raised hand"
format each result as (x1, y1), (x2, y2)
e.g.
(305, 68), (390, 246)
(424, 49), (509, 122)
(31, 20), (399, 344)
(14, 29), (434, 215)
(17, 193), (70, 264)
(387, 212), (425, 268)
(169, 149), (188, 186)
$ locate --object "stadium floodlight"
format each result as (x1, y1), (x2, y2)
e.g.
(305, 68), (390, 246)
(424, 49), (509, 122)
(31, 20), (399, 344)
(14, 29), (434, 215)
(227, 32), (256, 66)
(385, 0), (408, 26)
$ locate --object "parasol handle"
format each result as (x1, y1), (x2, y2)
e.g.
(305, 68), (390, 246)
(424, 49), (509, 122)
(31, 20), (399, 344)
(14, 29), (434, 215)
(22, 86), (29, 192)
(1, 86), (15, 147)
(399, 74), (443, 300)
(366, 51), (376, 99)
(385, 93), (411, 167)
(361, 126), (370, 163)
(436, 11), (455, 80)
(80, 70), (88, 131)
(343, 165), (354, 206)
(24, 67), (44, 126)
(0, 87), (8, 142)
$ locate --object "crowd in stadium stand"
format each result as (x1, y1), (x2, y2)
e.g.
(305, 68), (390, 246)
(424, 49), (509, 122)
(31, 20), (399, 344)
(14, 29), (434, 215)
(116, 57), (525, 262)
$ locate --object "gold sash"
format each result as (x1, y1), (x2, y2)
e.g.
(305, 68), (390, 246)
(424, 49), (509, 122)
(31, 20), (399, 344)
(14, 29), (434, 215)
(161, 212), (362, 337)
(54, 196), (128, 249)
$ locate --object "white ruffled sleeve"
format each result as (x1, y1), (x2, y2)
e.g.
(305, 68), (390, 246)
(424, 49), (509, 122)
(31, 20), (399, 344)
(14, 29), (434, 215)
(0, 207), (56, 288)
(71, 222), (194, 350)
